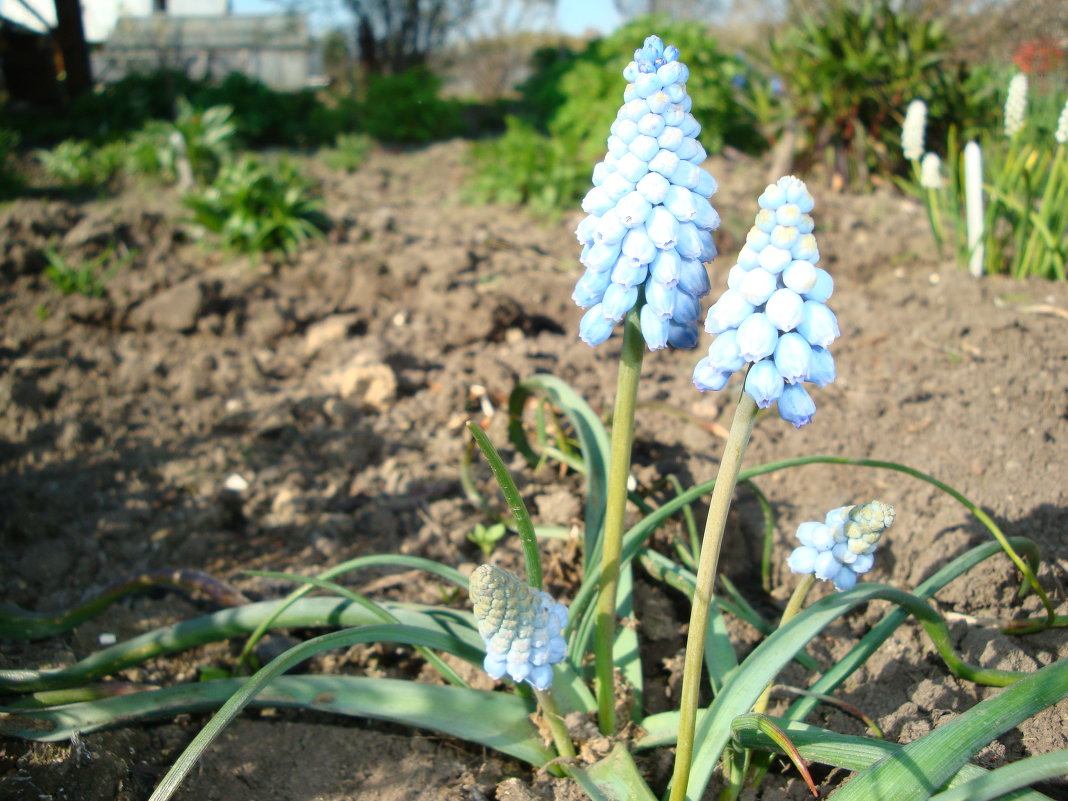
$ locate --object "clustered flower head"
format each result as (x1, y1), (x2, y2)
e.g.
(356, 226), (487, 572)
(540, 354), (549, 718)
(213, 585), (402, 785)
(1004, 73), (1029, 138)
(901, 99), (928, 161)
(573, 34), (720, 350)
(920, 152), (944, 190)
(693, 175), (837, 428)
(469, 564), (568, 691)
(787, 501), (895, 591)
(1055, 96), (1068, 145)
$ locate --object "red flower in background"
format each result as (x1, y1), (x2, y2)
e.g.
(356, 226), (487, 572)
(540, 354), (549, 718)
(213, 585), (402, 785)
(1012, 38), (1064, 75)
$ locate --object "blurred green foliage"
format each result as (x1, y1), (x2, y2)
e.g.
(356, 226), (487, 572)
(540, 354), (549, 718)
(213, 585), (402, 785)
(755, 0), (967, 185)
(466, 17), (759, 217)
(41, 243), (134, 297)
(127, 98), (236, 185)
(359, 67), (464, 144)
(321, 133), (376, 173)
(183, 156), (329, 257)
(35, 139), (126, 190)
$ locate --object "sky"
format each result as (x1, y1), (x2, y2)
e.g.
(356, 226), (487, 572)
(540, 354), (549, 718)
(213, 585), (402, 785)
(229, 0), (623, 37)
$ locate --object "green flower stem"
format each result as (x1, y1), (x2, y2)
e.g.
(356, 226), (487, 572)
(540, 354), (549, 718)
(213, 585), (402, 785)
(535, 687), (576, 773)
(594, 306), (645, 735)
(669, 390), (758, 801)
(753, 574), (817, 716)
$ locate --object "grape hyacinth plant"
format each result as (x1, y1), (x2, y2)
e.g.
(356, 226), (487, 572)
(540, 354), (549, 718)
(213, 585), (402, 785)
(694, 175), (837, 427)
(573, 35), (720, 350)
(2, 31), (1066, 801)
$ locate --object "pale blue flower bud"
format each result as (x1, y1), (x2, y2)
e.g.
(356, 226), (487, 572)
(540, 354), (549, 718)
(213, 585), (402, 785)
(705, 288), (754, 333)
(787, 502), (894, 591)
(576, 214), (598, 244)
(791, 234), (819, 263)
(693, 357), (732, 391)
(645, 278), (676, 318)
(746, 226), (771, 251)
(645, 206), (681, 248)
(775, 203), (802, 227)
(813, 550), (841, 581)
(737, 243), (760, 269)
(807, 346), (835, 387)
(641, 304), (670, 349)
(582, 186), (614, 216)
(739, 268), (777, 305)
(770, 224), (799, 250)
(833, 569), (857, 591)
(797, 521), (835, 550)
(630, 134), (660, 162)
(778, 383), (815, 427)
(677, 258), (711, 297)
(594, 212), (628, 246)
(788, 546), (818, 573)
(615, 191), (653, 227)
(798, 301), (839, 348)
(727, 264), (746, 290)
(470, 565), (568, 691)
(668, 320), (699, 349)
(621, 228), (657, 265)
(582, 241), (622, 272)
(663, 184), (697, 221)
(657, 126), (684, 151)
(612, 118), (639, 142)
(650, 249), (681, 286)
(673, 290), (701, 325)
(805, 268), (833, 303)
(744, 358), (784, 407)
(649, 148), (680, 177)
(611, 259), (648, 288)
(705, 329), (745, 373)
(757, 244), (792, 273)
(754, 208), (776, 234)
(764, 287), (804, 331)
(602, 282), (638, 321)
(638, 112), (666, 137)
(758, 183), (786, 209)
(601, 171), (635, 202)
(695, 170), (717, 197)
(774, 331), (812, 383)
(736, 313), (778, 362)
(698, 229), (717, 261)
(580, 306), (614, 345)
(783, 260), (817, 294)
(670, 160), (701, 190)
(572, 268), (612, 307)
(675, 222), (703, 259)
(619, 98), (649, 122)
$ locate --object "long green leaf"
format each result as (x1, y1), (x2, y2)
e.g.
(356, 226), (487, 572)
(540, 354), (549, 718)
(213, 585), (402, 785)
(570, 742), (658, 801)
(0, 674), (550, 766)
(147, 624), (543, 801)
(0, 598), (482, 693)
(613, 562), (643, 712)
(683, 585), (1028, 801)
(507, 375), (611, 570)
(927, 750), (1068, 801)
(832, 658), (1068, 801)
(728, 715), (1054, 801)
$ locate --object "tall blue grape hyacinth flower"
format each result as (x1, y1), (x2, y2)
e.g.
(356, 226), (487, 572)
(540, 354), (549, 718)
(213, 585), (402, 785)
(573, 35), (721, 350)
(693, 175), (838, 427)
(787, 501), (895, 591)
(469, 564), (568, 691)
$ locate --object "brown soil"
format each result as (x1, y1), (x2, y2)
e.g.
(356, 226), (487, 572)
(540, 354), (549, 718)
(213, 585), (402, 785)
(1, 141), (1066, 801)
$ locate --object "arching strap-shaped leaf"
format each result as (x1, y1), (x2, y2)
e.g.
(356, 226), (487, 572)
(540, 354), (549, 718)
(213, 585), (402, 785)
(0, 598), (482, 694)
(145, 624), (549, 801)
(0, 674), (551, 766)
(729, 715), (1055, 801)
(507, 374), (610, 571)
(569, 742), (658, 801)
(830, 657), (1068, 801)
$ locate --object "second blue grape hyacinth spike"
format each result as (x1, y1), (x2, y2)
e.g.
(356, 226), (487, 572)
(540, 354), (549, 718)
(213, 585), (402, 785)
(573, 34), (721, 350)
(694, 175), (838, 427)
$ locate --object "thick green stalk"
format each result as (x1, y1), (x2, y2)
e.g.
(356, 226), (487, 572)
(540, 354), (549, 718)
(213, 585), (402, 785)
(535, 687), (576, 772)
(753, 574), (816, 716)
(593, 307), (645, 735)
(669, 391), (758, 801)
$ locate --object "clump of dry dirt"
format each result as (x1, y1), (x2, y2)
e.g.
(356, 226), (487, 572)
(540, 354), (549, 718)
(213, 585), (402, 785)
(1, 141), (1066, 800)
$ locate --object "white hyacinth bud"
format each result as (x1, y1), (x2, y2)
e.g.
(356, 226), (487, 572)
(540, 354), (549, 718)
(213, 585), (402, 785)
(1004, 73), (1028, 138)
(901, 99), (927, 161)
(920, 152), (943, 190)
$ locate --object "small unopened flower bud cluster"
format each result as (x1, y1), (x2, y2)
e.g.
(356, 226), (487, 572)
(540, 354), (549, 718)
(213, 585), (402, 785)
(573, 35), (720, 350)
(787, 501), (895, 591)
(693, 176), (837, 428)
(901, 99), (927, 161)
(1004, 73), (1028, 138)
(920, 152), (944, 190)
(1055, 96), (1068, 145)
(469, 564), (568, 691)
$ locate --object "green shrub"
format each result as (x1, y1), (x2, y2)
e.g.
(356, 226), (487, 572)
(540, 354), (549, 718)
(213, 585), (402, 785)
(357, 67), (463, 144)
(184, 156), (329, 256)
(756, 0), (966, 185)
(35, 139), (125, 189)
(467, 17), (758, 216)
(127, 98), (235, 185)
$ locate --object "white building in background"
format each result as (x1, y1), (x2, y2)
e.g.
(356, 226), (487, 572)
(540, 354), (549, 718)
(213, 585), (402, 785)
(0, 0), (315, 90)
(0, 0), (231, 43)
